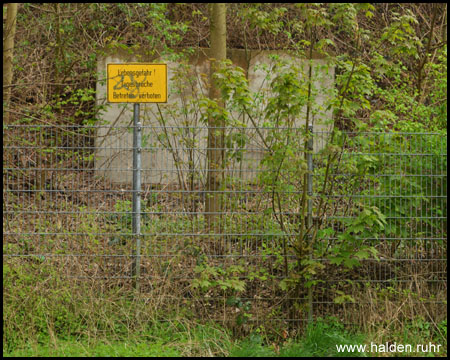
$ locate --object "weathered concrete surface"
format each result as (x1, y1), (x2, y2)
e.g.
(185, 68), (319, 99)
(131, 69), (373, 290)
(95, 48), (334, 184)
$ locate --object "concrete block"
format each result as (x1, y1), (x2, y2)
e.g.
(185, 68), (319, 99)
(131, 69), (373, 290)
(95, 49), (334, 185)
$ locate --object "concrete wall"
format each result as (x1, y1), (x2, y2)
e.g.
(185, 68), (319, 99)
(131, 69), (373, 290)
(95, 48), (334, 185)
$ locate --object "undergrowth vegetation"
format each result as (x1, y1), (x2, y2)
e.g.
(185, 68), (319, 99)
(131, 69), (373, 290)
(3, 3), (447, 356)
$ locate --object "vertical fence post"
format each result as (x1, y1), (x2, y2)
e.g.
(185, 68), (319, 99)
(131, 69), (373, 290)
(132, 103), (142, 291)
(307, 124), (314, 323)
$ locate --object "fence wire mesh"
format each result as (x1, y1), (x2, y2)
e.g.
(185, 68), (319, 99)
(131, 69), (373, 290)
(3, 123), (447, 325)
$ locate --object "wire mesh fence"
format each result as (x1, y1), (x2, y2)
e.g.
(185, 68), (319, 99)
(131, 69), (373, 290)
(3, 123), (447, 326)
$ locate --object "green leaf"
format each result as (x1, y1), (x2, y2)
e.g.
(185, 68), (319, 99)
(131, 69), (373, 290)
(329, 256), (344, 265)
(226, 296), (238, 306)
(334, 293), (356, 304)
(279, 279), (289, 291)
(354, 249), (370, 260)
(343, 258), (360, 269)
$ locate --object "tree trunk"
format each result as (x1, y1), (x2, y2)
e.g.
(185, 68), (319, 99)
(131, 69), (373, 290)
(3, 3), (18, 123)
(205, 3), (227, 232)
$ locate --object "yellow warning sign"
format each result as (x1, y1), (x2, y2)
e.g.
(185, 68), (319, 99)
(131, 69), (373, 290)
(107, 63), (167, 103)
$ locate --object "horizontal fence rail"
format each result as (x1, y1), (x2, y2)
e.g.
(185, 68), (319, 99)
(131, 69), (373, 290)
(3, 124), (447, 325)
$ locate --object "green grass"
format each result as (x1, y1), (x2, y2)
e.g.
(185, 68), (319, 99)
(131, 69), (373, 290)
(230, 319), (368, 357)
(4, 320), (233, 357)
(7, 317), (446, 358)
(4, 318), (447, 357)
(4, 319), (372, 357)
(3, 340), (181, 357)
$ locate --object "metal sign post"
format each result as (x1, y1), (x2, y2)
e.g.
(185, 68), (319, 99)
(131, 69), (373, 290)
(307, 123), (314, 323)
(132, 103), (142, 291)
(106, 63), (167, 290)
